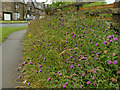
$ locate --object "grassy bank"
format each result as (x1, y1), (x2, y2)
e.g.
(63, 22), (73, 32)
(0, 21), (28, 24)
(0, 26), (27, 43)
(18, 10), (119, 88)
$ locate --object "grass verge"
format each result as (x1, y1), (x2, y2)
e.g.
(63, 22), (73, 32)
(0, 26), (27, 43)
(18, 10), (119, 88)
(0, 21), (28, 24)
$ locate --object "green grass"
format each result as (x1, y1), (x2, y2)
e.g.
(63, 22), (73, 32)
(18, 10), (119, 88)
(0, 21), (28, 24)
(0, 26), (27, 43)
(82, 2), (106, 8)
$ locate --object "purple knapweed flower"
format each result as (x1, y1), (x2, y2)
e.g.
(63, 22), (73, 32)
(63, 85), (66, 88)
(111, 35), (113, 38)
(66, 32), (68, 34)
(39, 69), (42, 72)
(66, 58), (68, 60)
(91, 51), (94, 53)
(47, 77), (51, 81)
(114, 38), (118, 41)
(87, 81), (91, 84)
(73, 58), (75, 60)
(58, 71), (60, 73)
(66, 61), (68, 63)
(27, 58), (29, 60)
(80, 45), (82, 47)
(24, 61), (26, 64)
(96, 52), (99, 55)
(19, 76), (21, 78)
(91, 42), (93, 45)
(107, 36), (111, 39)
(107, 60), (112, 64)
(29, 62), (32, 65)
(27, 83), (30, 85)
(65, 82), (68, 85)
(66, 41), (68, 43)
(78, 64), (80, 67)
(39, 62), (41, 64)
(82, 73), (85, 76)
(35, 70), (37, 73)
(104, 41), (107, 44)
(37, 56), (39, 58)
(94, 58), (97, 60)
(70, 65), (73, 68)
(64, 47), (67, 50)
(105, 29), (108, 31)
(70, 56), (72, 58)
(113, 53), (117, 56)
(113, 60), (117, 64)
(59, 73), (62, 76)
(75, 44), (77, 47)
(39, 64), (42, 67)
(110, 40), (112, 42)
(73, 51), (75, 53)
(96, 43), (98, 46)
(92, 76), (95, 79)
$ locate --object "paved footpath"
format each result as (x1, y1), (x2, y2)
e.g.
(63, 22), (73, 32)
(0, 29), (27, 89)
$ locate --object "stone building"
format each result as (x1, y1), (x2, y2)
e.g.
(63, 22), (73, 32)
(1, 0), (45, 20)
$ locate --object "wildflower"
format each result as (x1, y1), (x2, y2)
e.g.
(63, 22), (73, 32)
(59, 84), (61, 86)
(91, 51), (94, 53)
(64, 47), (67, 50)
(58, 71), (60, 73)
(63, 85), (66, 88)
(27, 58), (29, 60)
(24, 61), (26, 64)
(82, 73), (85, 76)
(113, 60), (117, 64)
(87, 81), (91, 84)
(35, 70), (37, 73)
(75, 44), (77, 47)
(94, 58), (97, 60)
(66, 41), (68, 43)
(37, 56), (39, 58)
(96, 43), (98, 46)
(110, 40), (112, 42)
(66, 58), (68, 60)
(19, 76), (21, 78)
(73, 58), (75, 60)
(65, 82), (68, 85)
(27, 83), (30, 85)
(103, 41), (107, 44)
(70, 56), (73, 58)
(21, 64), (23, 66)
(113, 53), (117, 56)
(70, 65), (73, 68)
(59, 73), (62, 76)
(47, 77), (51, 81)
(107, 60), (112, 64)
(114, 38), (118, 41)
(29, 62), (32, 65)
(92, 76), (95, 79)
(80, 45), (82, 47)
(105, 29), (108, 31)
(39, 64), (42, 67)
(96, 52), (99, 55)
(39, 69), (42, 72)
(78, 64), (80, 67)
(110, 35), (113, 38)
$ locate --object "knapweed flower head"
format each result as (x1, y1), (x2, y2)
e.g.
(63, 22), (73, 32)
(19, 76), (21, 78)
(35, 70), (37, 73)
(29, 62), (32, 65)
(58, 71), (60, 73)
(65, 82), (68, 85)
(78, 64), (80, 67)
(59, 73), (62, 76)
(39, 69), (42, 72)
(113, 53), (117, 56)
(70, 56), (73, 58)
(73, 51), (75, 53)
(82, 73), (85, 76)
(63, 85), (66, 88)
(24, 61), (26, 64)
(39, 64), (42, 67)
(87, 81), (91, 84)
(91, 51), (94, 53)
(114, 38), (118, 41)
(27, 83), (30, 85)
(47, 77), (51, 81)
(70, 65), (73, 68)
(104, 41), (107, 44)
(96, 43), (98, 46)
(113, 60), (117, 64)
(105, 29), (108, 31)
(107, 60), (112, 64)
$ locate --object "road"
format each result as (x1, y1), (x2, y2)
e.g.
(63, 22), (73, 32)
(0, 29), (27, 89)
(0, 23), (28, 27)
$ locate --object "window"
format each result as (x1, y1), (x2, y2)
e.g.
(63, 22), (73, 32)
(15, 4), (19, 9)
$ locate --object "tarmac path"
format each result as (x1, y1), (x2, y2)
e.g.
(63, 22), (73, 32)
(0, 29), (27, 89)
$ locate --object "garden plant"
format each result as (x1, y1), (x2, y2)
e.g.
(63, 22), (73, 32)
(17, 9), (120, 88)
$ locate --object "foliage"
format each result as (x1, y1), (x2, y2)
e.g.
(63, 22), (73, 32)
(18, 10), (119, 88)
(82, 2), (106, 8)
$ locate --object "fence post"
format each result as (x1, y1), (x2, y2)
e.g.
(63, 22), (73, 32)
(112, 1), (120, 33)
